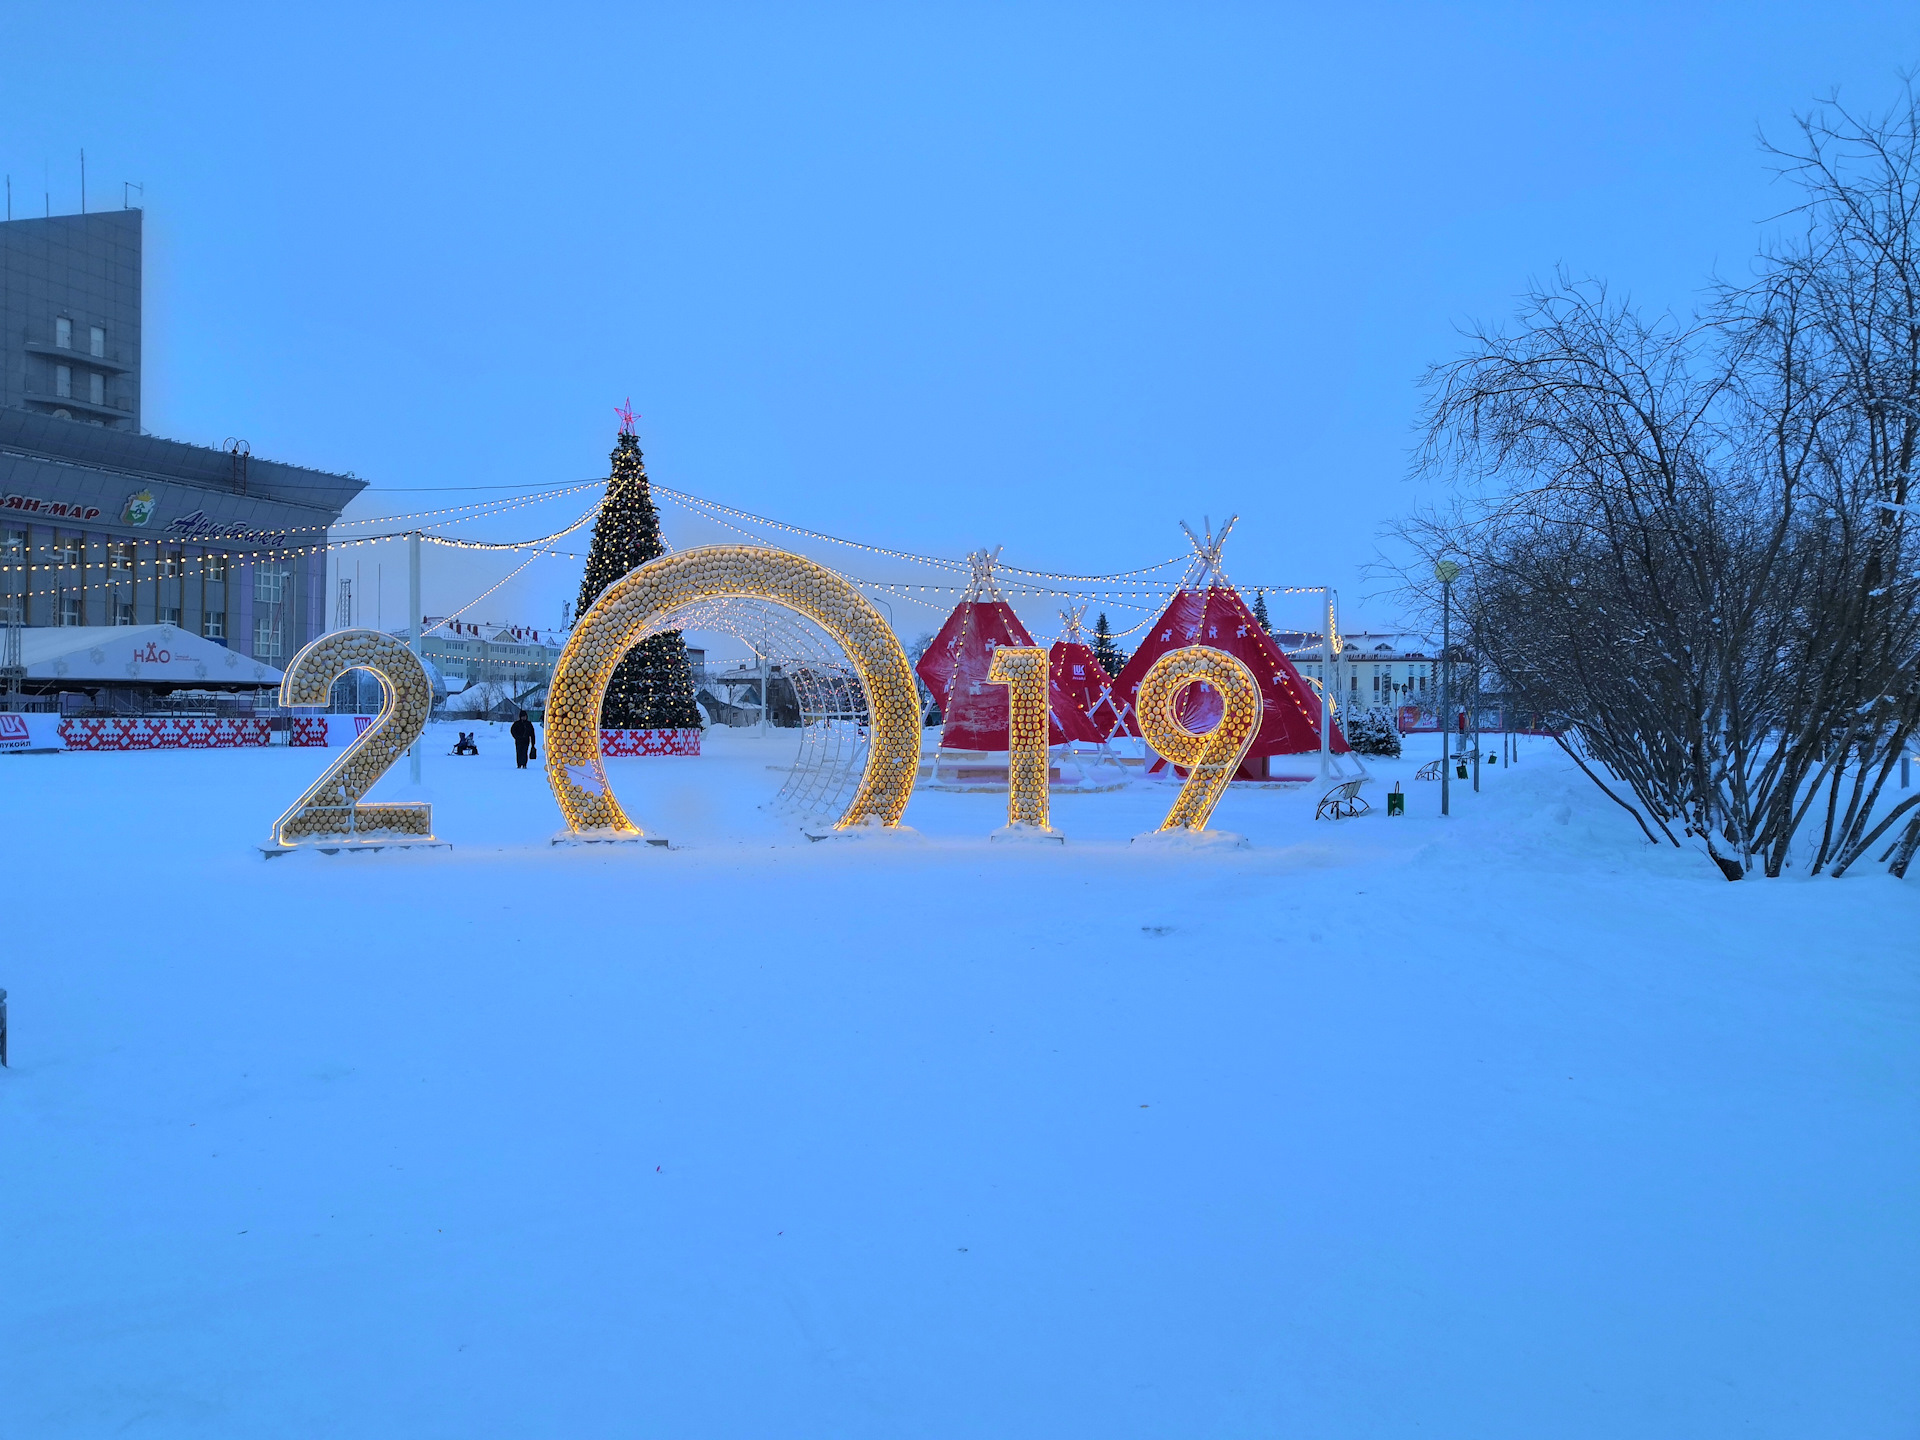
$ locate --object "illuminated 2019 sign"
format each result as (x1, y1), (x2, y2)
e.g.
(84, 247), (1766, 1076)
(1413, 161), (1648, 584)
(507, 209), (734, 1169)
(262, 548), (1281, 852)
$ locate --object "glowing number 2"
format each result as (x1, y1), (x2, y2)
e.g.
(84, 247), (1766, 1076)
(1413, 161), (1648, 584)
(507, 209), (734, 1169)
(1135, 645), (1262, 832)
(269, 628), (436, 848)
(987, 646), (1053, 832)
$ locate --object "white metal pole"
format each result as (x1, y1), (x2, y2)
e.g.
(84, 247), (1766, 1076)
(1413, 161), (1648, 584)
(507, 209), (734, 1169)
(1319, 589), (1331, 779)
(409, 530), (422, 783)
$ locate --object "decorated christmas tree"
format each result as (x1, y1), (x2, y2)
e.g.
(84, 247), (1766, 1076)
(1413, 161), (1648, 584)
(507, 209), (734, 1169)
(1252, 590), (1272, 634)
(574, 406), (702, 731)
(1091, 612), (1127, 676)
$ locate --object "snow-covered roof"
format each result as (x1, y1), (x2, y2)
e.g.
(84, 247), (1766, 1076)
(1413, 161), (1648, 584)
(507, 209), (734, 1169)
(17, 625), (283, 686)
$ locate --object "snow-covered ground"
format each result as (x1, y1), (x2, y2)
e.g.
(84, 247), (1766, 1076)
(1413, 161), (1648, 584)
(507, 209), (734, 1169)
(2, 723), (1915, 1437)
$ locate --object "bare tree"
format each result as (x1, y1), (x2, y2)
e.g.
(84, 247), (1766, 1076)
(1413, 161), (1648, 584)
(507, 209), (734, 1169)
(1394, 79), (1920, 880)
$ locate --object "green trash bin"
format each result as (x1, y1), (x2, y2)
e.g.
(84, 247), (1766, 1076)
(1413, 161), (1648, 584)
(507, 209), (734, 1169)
(1386, 786), (1405, 817)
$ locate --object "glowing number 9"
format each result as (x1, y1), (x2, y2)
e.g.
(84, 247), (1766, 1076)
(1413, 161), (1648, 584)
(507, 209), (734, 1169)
(1136, 645), (1262, 833)
(268, 628), (436, 848)
(987, 645), (1053, 832)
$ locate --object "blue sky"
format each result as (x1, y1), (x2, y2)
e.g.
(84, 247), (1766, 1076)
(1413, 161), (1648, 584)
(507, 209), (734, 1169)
(5, 4), (1916, 635)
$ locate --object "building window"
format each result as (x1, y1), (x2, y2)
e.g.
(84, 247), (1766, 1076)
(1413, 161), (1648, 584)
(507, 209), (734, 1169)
(160, 605), (182, 626)
(204, 612), (225, 641)
(55, 364), (72, 398)
(89, 326), (105, 358)
(254, 565), (286, 603)
(109, 542), (135, 572)
(59, 535), (83, 564)
(115, 600), (136, 625)
(61, 596), (82, 626)
(204, 552), (228, 582)
(2, 528), (23, 559)
(254, 615), (284, 658)
(89, 372), (105, 406)
(160, 548), (184, 578)
(55, 317), (72, 349)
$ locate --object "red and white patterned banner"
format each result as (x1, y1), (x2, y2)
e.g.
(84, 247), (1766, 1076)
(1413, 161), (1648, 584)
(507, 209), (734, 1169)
(59, 717), (274, 750)
(599, 727), (702, 757)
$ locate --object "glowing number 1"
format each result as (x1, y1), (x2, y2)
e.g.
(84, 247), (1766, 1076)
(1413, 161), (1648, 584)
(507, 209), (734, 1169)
(987, 646), (1054, 833)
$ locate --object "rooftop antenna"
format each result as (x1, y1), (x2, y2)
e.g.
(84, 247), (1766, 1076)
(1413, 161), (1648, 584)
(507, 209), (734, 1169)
(79, 149), (85, 214)
(225, 438), (250, 496)
(123, 181), (143, 210)
(1177, 514), (1238, 590)
(5, 175), (9, 222)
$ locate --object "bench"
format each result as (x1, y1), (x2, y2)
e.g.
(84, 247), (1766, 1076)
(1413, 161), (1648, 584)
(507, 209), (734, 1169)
(1414, 759), (1442, 781)
(1315, 777), (1371, 819)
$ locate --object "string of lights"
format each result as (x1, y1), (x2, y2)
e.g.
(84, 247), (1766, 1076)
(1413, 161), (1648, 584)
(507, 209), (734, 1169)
(416, 503), (602, 551)
(654, 482), (1198, 587)
(653, 485), (972, 573)
(663, 492), (1191, 635)
(424, 541), (563, 636)
(331, 479), (605, 531)
(0, 502), (599, 607)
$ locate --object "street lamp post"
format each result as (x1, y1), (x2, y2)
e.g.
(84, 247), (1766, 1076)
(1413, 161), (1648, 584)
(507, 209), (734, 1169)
(1434, 560), (1459, 817)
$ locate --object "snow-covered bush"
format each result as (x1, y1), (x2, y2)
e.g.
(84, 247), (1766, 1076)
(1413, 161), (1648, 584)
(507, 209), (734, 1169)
(1343, 705), (1402, 758)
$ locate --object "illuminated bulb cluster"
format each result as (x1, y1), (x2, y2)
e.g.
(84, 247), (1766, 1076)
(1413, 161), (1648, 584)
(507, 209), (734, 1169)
(1136, 645), (1263, 832)
(269, 628), (434, 845)
(546, 545), (921, 836)
(986, 646), (1053, 830)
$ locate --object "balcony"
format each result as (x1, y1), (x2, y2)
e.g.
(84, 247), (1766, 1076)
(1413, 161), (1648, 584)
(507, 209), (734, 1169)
(18, 391), (135, 423)
(24, 341), (135, 374)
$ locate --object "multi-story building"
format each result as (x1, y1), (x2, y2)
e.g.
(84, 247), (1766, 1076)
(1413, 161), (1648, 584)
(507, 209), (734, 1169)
(1281, 629), (1440, 717)
(2, 209), (142, 429)
(1, 208), (365, 679)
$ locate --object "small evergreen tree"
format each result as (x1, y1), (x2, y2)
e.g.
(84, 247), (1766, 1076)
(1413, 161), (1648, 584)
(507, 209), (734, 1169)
(1091, 612), (1126, 676)
(575, 419), (702, 731)
(1343, 704), (1403, 757)
(1252, 590), (1272, 634)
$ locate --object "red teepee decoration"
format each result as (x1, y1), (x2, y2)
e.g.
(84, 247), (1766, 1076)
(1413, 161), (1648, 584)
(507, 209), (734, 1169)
(1113, 518), (1346, 779)
(916, 548), (1104, 751)
(1048, 605), (1126, 739)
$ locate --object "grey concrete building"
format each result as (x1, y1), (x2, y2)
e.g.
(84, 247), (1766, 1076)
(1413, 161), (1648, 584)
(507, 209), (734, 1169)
(1, 208), (366, 687)
(2, 209), (142, 429)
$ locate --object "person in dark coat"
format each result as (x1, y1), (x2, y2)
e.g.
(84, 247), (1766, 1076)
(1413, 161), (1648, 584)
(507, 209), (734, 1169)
(511, 710), (537, 769)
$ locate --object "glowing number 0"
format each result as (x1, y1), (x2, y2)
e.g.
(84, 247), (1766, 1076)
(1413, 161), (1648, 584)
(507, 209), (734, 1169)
(1135, 645), (1262, 833)
(268, 628), (436, 848)
(546, 545), (922, 837)
(987, 646), (1056, 834)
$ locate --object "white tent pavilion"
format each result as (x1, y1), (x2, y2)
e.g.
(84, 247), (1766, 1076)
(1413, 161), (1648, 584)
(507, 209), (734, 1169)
(16, 625), (283, 688)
